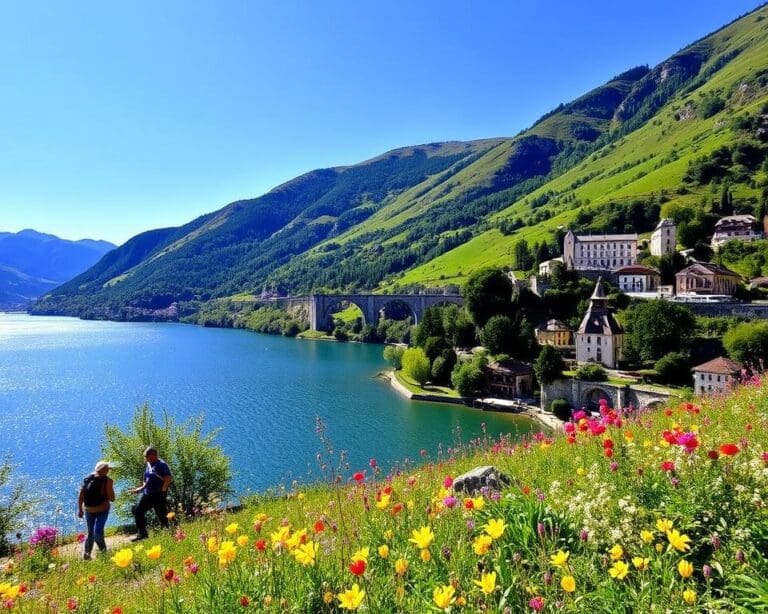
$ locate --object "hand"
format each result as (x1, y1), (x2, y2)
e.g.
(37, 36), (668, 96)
(77, 510), (84, 519)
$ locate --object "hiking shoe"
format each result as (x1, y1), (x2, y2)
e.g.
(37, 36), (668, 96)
(130, 534), (147, 542)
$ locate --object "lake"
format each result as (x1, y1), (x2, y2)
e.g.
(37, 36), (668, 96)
(0, 313), (538, 533)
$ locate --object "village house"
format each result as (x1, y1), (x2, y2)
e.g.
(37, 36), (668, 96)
(692, 356), (742, 395)
(535, 319), (574, 349)
(575, 278), (624, 369)
(650, 218), (677, 257)
(562, 229), (638, 271)
(711, 214), (763, 250)
(674, 262), (741, 296)
(486, 358), (535, 399)
(615, 264), (660, 294)
(538, 256), (564, 276)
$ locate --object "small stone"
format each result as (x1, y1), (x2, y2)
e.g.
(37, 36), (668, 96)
(452, 466), (511, 495)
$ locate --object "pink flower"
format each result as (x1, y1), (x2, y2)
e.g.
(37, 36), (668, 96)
(442, 496), (458, 509)
(76, 533), (85, 543)
(369, 458), (377, 469)
(529, 596), (545, 611)
(443, 476), (453, 488)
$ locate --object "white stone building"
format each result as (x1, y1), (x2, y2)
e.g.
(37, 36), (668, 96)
(575, 278), (624, 369)
(692, 357), (742, 395)
(615, 264), (660, 294)
(563, 229), (638, 271)
(650, 218), (676, 257)
(538, 257), (563, 276)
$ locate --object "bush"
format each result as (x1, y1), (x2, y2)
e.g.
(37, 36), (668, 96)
(0, 459), (34, 556)
(654, 352), (691, 386)
(382, 345), (405, 370)
(723, 321), (768, 364)
(575, 363), (607, 381)
(103, 404), (233, 517)
(431, 349), (457, 386)
(333, 327), (349, 341)
(451, 354), (489, 397)
(550, 399), (571, 421)
(402, 347), (431, 387)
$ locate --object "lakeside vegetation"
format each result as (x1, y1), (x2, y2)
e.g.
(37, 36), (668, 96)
(4, 378), (768, 611)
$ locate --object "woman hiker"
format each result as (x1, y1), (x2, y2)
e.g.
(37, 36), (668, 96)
(77, 460), (115, 560)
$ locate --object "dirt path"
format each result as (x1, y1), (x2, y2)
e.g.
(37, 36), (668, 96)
(57, 534), (134, 559)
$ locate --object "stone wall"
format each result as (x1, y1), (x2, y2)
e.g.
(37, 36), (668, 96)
(542, 377), (678, 412)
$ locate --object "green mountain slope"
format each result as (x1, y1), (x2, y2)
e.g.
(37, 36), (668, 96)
(33, 4), (768, 318)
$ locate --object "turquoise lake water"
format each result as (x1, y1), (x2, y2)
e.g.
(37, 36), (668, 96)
(0, 313), (537, 533)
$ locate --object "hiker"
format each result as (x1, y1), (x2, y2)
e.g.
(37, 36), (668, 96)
(130, 446), (173, 541)
(77, 460), (115, 560)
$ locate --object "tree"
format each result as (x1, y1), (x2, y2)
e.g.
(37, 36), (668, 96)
(413, 307), (445, 347)
(514, 240), (534, 270)
(423, 336), (450, 363)
(103, 404), (233, 517)
(723, 321), (768, 364)
(534, 345), (566, 385)
(431, 350), (457, 386)
(625, 300), (696, 363)
(451, 355), (489, 397)
(383, 345), (405, 370)
(0, 458), (34, 555)
(480, 315), (516, 355)
(575, 363), (607, 381)
(402, 347), (431, 387)
(464, 268), (513, 328)
(654, 352), (691, 386)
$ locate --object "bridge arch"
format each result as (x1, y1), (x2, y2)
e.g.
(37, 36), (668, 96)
(377, 298), (418, 325)
(640, 398), (666, 412)
(319, 298), (367, 332)
(582, 387), (613, 412)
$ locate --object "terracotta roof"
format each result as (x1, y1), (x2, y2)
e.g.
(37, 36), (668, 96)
(615, 265), (660, 275)
(692, 356), (742, 375)
(675, 262), (741, 278)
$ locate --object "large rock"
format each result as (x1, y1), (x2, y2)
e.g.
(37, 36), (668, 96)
(453, 465), (511, 495)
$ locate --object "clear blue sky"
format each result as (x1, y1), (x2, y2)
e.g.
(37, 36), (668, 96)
(0, 1), (762, 245)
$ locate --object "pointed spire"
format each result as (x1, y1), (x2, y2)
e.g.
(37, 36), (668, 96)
(590, 276), (607, 300)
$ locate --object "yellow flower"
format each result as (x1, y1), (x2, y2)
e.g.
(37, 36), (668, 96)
(643, 439), (653, 448)
(237, 535), (249, 548)
(473, 571), (497, 595)
(146, 544), (162, 560)
(471, 495), (485, 510)
(420, 548), (432, 562)
(285, 528), (307, 551)
(655, 543), (664, 554)
(683, 588), (696, 605)
(678, 560), (693, 579)
(323, 591), (334, 605)
(296, 492), (305, 500)
(484, 518), (507, 540)
(378, 544), (390, 559)
(254, 512), (268, 524)
(632, 557), (650, 571)
(394, 558), (409, 577)
(407, 499), (415, 511)
(111, 548), (134, 569)
(560, 575), (576, 593)
(656, 518), (674, 533)
(433, 585), (456, 610)
(225, 522), (239, 535)
(337, 583), (365, 610)
(609, 561), (629, 580)
(609, 544), (624, 560)
(376, 493), (391, 510)
(550, 550), (570, 568)
(473, 534), (493, 555)
(624, 431), (635, 443)
(576, 467), (586, 476)
(271, 525), (291, 547)
(409, 525), (435, 549)
(206, 536), (218, 553)
(640, 530), (654, 544)
(667, 530), (692, 553)
(384, 529), (393, 541)
(1, 584), (20, 600)
(166, 511), (176, 521)
(351, 547), (369, 563)
(456, 596), (467, 607)
(218, 540), (237, 566)
(293, 541), (318, 566)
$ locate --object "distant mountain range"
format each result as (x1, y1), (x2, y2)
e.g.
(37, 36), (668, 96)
(0, 229), (115, 310)
(31, 4), (768, 319)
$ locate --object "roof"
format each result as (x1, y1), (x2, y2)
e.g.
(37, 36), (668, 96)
(590, 277), (607, 300)
(655, 218), (675, 229)
(692, 356), (742, 375)
(487, 359), (534, 376)
(572, 233), (638, 242)
(577, 310), (624, 335)
(750, 276), (768, 287)
(675, 262), (741, 279)
(715, 214), (755, 227)
(615, 264), (660, 275)
(536, 319), (573, 332)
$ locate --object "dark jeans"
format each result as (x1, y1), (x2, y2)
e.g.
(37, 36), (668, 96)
(84, 509), (109, 557)
(132, 492), (169, 537)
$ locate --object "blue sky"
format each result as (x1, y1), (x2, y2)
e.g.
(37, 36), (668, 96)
(0, 1), (761, 245)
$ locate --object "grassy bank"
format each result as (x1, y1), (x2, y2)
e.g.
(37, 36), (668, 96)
(4, 381), (768, 611)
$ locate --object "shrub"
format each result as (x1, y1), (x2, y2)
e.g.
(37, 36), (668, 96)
(0, 459), (34, 556)
(401, 347), (431, 387)
(575, 363), (607, 381)
(550, 398), (571, 421)
(103, 404), (233, 517)
(382, 345), (405, 370)
(654, 352), (691, 386)
(534, 345), (565, 385)
(451, 354), (489, 397)
(430, 350), (457, 386)
(723, 321), (768, 364)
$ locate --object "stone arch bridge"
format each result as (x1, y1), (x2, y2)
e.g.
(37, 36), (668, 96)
(541, 377), (680, 413)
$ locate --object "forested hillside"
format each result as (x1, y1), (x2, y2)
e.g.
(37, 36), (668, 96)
(33, 4), (768, 319)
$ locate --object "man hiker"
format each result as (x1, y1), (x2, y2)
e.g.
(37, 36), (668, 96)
(130, 446), (173, 541)
(77, 460), (115, 559)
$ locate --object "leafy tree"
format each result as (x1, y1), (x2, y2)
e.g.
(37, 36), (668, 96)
(402, 347), (431, 387)
(575, 363), (607, 381)
(723, 321), (768, 364)
(534, 345), (566, 385)
(103, 404), (233, 517)
(625, 300), (696, 362)
(423, 336), (450, 364)
(480, 315), (515, 355)
(430, 350), (457, 386)
(464, 268), (514, 327)
(451, 354), (489, 397)
(449, 311), (478, 349)
(654, 352), (692, 386)
(550, 399), (571, 422)
(383, 345), (405, 370)
(413, 307), (445, 348)
(0, 458), (35, 555)
(514, 240), (534, 270)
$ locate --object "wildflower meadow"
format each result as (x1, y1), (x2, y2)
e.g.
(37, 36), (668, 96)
(4, 380), (768, 612)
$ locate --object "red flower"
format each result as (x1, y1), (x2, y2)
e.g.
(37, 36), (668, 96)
(369, 458), (377, 469)
(521, 486), (531, 496)
(67, 598), (79, 611)
(391, 503), (403, 516)
(464, 499), (474, 510)
(719, 443), (740, 456)
(603, 439), (614, 449)
(660, 460), (675, 472)
(240, 595), (250, 608)
(383, 485), (393, 495)
(314, 520), (325, 533)
(566, 435), (576, 445)
(255, 539), (266, 551)
(111, 609), (123, 614)
(443, 476), (453, 488)
(604, 448), (614, 458)
(349, 559), (366, 576)
(707, 450), (720, 460)
(163, 568), (177, 582)
(76, 533), (85, 543)
(353, 471), (365, 482)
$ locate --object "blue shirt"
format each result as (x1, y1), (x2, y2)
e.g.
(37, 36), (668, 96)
(143, 459), (172, 495)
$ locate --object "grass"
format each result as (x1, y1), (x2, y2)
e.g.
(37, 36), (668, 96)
(5, 380), (768, 611)
(393, 370), (462, 398)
